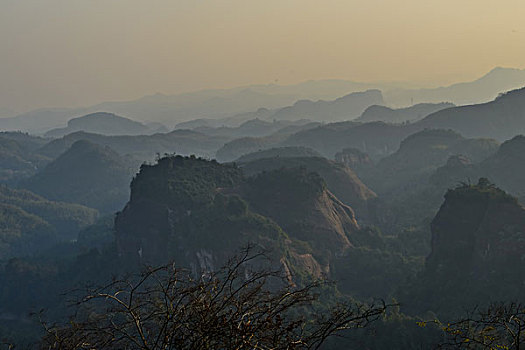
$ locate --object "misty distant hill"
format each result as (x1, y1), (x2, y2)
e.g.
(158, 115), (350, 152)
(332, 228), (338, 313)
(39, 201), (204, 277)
(45, 112), (164, 138)
(360, 129), (499, 194)
(39, 129), (230, 161)
(192, 119), (315, 139)
(22, 140), (137, 213)
(3, 67), (524, 135)
(234, 147), (322, 163)
(357, 103), (454, 123)
(431, 135), (525, 201)
(179, 90), (383, 131)
(417, 87), (525, 140)
(283, 121), (417, 160)
(270, 90), (384, 122)
(0, 132), (51, 183)
(384, 67), (525, 106)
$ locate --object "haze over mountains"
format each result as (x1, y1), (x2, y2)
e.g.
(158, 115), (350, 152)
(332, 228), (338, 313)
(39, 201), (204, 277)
(3, 67), (525, 348)
(44, 112), (167, 138)
(1, 67), (524, 134)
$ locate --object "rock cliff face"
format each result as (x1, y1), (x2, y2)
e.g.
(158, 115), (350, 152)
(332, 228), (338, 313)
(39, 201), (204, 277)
(334, 148), (373, 172)
(115, 156), (367, 279)
(427, 179), (525, 275)
(243, 167), (360, 255)
(402, 179), (525, 315)
(241, 156), (376, 221)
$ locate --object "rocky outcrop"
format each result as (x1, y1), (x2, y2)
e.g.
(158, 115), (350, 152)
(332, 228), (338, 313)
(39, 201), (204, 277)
(240, 156), (376, 221)
(334, 148), (373, 172)
(427, 179), (525, 274)
(357, 103), (454, 124)
(401, 179), (525, 316)
(115, 156), (368, 279)
(243, 167), (360, 256)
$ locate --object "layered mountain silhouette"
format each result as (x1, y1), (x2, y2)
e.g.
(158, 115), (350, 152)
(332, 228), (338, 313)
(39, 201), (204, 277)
(22, 140), (137, 213)
(357, 103), (454, 123)
(384, 67), (525, 106)
(269, 90), (384, 122)
(240, 156), (376, 221)
(3, 67), (524, 133)
(361, 129), (499, 194)
(45, 112), (166, 138)
(0, 185), (97, 259)
(0, 132), (51, 182)
(234, 146), (322, 163)
(418, 87), (525, 140)
(39, 129), (229, 160)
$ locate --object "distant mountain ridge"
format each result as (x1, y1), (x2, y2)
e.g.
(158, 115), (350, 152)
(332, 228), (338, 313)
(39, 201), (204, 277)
(417, 86), (525, 141)
(357, 103), (454, 123)
(44, 112), (166, 138)
(384, 67), (525, 107)
(2, 67), (524, 134)
(21, 140), (137, 213)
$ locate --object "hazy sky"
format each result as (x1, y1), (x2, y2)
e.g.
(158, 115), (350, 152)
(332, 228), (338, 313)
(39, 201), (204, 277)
(1, 0), (524, 113)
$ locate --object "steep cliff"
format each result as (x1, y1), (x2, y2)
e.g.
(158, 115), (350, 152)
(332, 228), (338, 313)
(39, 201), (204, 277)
(403, 179), (525, 316)
(241, 156), (376, 221)
(115, 156), (368, 279)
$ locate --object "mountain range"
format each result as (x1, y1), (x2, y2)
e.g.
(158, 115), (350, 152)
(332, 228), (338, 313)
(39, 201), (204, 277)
(44, 112), (167, 138)
(1, 67), (524, 134)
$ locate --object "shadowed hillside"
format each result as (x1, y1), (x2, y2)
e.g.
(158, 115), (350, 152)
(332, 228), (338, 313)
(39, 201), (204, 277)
(22, 140), (137, 213)
(241, 156), (376, 221)
(44, 112), (163, 138)
(357, 103), (454, 123)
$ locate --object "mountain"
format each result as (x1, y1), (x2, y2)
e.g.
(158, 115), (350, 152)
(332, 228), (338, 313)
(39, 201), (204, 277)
(215, 134), (291, 162)
(242, 167), (361, 255)
(192, 118), (315, 139)
(235, 147), (322, 163)
(403, 179), (525, 316)
(22, 140), (137, 213)
(417, 87), (525, 141)
(115, 155), (372, 277)
(0, 203), (56, 260)
(214, 121), (323, 162)
(334, 148), (373, 172)
(44, 112), (159, 137)
(240, 156), (376, 221)
(384, 67), (525, 107)
(0, 132), (51, 183)
(0, 108), (87, 135)
(38, 129), (229, 161)
(276, 84), (525, 162)
(3, 67), (524, 134)
(361, 129), (499, 194)
(356, 103), (454, 124)
(283, 121), (417, 160)
(174, 108), (276, 129)
(428, 135), (525, 202)
(0, 185), (97, 259)
(271, 90), (384, 122)
(177, 90), (383, 137)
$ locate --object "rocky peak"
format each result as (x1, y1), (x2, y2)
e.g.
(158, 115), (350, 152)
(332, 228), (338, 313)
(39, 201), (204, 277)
(427, 178), (525, 276)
